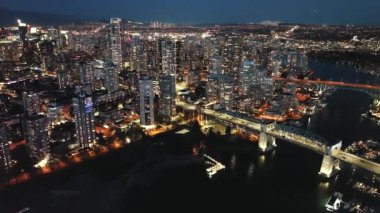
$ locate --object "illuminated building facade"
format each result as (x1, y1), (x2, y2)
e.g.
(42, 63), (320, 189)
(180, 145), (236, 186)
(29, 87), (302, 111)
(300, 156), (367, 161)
(239, 60), (258, 95)
(79, 61), (95, 94)
(139, 75), (155, 126)
(0, 124), (12, 172)
(73, 86), (96, 148)
(110, 18), (123, 72)
(25, 114), (50, 161)
(159, 74), (176, 123)
(103, 61), (119, 93)
(209, 56), (223, 75)
(161, 39), (178, 75)
(22, 92), (41, 116)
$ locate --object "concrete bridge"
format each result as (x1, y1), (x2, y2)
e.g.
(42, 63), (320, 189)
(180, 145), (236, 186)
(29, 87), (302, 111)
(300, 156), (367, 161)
(177, 101), (380, 178)
(273, 77), (380, 98)
(273, 77), (380, 91)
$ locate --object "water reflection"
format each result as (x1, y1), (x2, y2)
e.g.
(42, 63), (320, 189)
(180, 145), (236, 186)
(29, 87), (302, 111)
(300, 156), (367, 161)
(307, 117), (311, 130)
(247, 162), (255, 180)
(230, 154), (237, 170)
(318, 181), (330, 191)
(258, 154), (266, 168)
(317, 181), (331, 211)
(271, 149), (276, 158)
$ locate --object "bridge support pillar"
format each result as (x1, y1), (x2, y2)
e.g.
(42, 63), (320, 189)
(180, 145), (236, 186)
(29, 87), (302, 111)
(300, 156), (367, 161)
(319, 141), (342, 179)
(259, 123), (277, 153)
(258, 132), (276, 153)
(319, 154), (334, 178)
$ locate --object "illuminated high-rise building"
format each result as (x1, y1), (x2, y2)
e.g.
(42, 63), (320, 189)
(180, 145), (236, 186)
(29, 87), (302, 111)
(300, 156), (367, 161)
(161, 40), (177, 75)
(25, 114), (50, 161)
(239, 60), (257, 95)
(47, 102), (59, 131)
(22, 92), (41, 116)
(17, 19), (28, 46)
(206, 74), (234, 109)
(239, 60), (265, 95)
(209, 56), (223, 75)
(159, 74), (176, 123)
(0, 124), (12, 172)
(260, 77), (274, 100)
(139, 75), (155, 126)
(0, 40), (23, 62)
(79, 61), (94, 94)
(104, 61), (119, 93)
(73, 86), (96, 148)
(110, 18), (123, 72)
(21, 91), (49, 161)
(286, 51), (308, 77)
(57, 64), (71, 90)
(206, 75), (220, 103)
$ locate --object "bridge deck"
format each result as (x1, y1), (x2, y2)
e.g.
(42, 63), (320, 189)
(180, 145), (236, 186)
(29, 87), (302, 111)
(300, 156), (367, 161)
(268, 130), (324, 154)
(333, 150), (380, 175)
(273, 77), (380, 91)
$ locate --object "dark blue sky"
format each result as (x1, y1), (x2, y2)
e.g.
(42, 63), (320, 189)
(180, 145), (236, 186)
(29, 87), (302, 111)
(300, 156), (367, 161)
(1, 0), (380, 25)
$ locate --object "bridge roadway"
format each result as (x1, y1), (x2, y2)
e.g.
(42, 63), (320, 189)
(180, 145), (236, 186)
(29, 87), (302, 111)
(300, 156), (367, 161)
(273, 77), (380, 91)
(177, 101), (380, 175)
(332, 150), (380, 175)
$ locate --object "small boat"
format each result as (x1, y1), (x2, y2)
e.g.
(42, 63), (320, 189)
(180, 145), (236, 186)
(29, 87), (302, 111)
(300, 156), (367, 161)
(325, 192), (344, 212)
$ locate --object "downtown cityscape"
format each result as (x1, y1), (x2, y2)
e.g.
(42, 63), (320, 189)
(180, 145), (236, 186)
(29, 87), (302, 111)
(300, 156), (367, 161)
(0, 1), (380, 212)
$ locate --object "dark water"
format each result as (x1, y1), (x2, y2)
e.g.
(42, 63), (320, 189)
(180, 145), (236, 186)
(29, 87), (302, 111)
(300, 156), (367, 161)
(308, 60), (380, 144)
(310, 60), (380, 85)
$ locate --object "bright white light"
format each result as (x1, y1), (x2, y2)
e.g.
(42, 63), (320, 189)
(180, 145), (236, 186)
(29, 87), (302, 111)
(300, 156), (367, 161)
(34, 156), (50, 168)
(201, 33), (211, 38)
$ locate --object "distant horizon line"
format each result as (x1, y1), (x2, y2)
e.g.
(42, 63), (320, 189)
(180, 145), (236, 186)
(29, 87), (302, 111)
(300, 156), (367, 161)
(1, 7), (380, 27)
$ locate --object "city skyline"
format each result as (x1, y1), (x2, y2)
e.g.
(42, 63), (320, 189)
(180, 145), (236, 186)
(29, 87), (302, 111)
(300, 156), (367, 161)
(0, 1), (380, 211)
(0, 0), (380, 25)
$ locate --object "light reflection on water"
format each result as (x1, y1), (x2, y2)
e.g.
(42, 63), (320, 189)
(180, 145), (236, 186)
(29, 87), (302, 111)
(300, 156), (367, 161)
(317, 181), (331, 210)
(230, 154), (237, 170)
(247, 162), (255, 180)
(257, 154), (266, 168)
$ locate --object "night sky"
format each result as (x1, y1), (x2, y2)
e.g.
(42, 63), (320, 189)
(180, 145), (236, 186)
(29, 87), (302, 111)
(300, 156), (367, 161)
(1, 0), (379, 25)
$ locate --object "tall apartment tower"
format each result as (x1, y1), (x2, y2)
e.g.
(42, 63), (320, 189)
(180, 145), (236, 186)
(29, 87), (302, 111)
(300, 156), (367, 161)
(0, 124), (12, 172)
(79, 61), (94, 94)
(25, 114), (50, 161)
(22, 92), (40, 116)
(239, 60), (262, 95)
(104, 61), (119, 93)
(73, 86), (96, 148)
(161, 40), (177, 75)
(159, 74), (176, 123)
(21, 91), (50, 162)
(110, 18), (123, 72)
(139, 76), (155, 126)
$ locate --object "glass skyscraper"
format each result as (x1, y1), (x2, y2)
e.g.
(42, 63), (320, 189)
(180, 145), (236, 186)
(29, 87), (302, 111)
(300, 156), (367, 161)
(110, 18), (123, 72)
(139, 75), (155, 126)
(73, 86), (96, 148)
(159, 74), (176, 123)
(25, 114), (50, 161)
